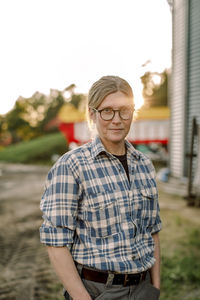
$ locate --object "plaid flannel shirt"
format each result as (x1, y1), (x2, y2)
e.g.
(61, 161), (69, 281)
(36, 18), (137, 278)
(40, 136), (162, 273)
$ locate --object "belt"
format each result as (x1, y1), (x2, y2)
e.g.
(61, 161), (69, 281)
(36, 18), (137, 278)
(80, 266), (147, 287)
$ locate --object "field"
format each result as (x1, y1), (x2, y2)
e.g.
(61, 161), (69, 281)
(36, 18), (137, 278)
(0, 163), (199, 300)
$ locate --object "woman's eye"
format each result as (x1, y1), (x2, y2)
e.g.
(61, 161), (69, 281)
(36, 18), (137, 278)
(103, 108), (112, 113)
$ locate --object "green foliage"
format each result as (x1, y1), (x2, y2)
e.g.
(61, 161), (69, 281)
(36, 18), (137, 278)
(71, 94), (84, 109)
(0, 133), (68, 164)
(0, 85), (86, 146)
(141, 70), (168, 107)
(5, 99), (32, 142)
(161, 228), (200, 300)
(4, 91), (65, 141)
(39, 91), (65, 131)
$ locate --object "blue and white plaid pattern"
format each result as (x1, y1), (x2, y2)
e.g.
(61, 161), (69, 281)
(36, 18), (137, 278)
(40, 136), (162, 273)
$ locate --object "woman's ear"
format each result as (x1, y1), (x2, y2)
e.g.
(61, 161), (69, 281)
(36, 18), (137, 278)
(88, 108), (96, 123)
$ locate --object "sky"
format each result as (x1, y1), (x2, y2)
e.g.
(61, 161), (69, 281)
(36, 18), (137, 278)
(0, 0), (172, 115)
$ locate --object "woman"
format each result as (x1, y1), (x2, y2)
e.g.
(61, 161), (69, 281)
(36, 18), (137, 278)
(40, 75), (162, 300)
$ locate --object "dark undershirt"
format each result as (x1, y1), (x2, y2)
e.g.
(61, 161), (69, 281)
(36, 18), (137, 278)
(113, 154), (130, 182)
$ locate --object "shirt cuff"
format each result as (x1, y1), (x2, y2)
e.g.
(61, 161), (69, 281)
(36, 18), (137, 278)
(151, 222), (162, 234)
(40, 224), (74, 247)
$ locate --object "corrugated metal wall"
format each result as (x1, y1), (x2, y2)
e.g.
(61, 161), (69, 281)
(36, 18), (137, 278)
(170, 0), (200, 179)
(186, 0), (200, 176)
(170, 0), (188, 178)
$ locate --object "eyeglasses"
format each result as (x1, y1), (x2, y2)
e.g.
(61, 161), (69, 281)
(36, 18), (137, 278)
(92, 107), (134, 121)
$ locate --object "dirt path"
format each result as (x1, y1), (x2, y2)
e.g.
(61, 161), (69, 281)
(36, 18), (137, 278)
(0, 163), (62, 300)
(0, 163), (199, 300)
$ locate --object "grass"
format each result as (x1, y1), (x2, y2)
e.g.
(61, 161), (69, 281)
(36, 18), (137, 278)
(0, 132), (68, 164)
(159, 185), (200, 300)
(160, 228), (200, 300)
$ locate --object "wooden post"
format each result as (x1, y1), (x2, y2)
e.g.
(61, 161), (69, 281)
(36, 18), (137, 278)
(187, 117), (197, 206)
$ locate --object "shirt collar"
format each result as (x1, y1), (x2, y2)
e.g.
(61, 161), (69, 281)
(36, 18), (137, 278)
(125, 139), (141, 160)
(90, 136), (107, 159)
(90, 136), (141, 161)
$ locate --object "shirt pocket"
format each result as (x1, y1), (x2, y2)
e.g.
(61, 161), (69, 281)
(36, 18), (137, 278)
(81, 190), (121, 238)
(133, 184), (158, 229)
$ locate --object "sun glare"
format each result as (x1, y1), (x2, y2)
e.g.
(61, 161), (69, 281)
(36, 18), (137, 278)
(133, 80), (144, 110)
(152, 74), (162, 85)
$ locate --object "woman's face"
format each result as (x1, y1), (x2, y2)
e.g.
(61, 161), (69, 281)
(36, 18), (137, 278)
(90, 91), (134, 152)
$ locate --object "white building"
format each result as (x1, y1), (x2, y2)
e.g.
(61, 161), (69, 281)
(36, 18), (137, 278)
(170, 0), (200, 195)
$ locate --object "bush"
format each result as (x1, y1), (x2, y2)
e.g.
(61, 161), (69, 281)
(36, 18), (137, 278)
(0, 133), (68, 164)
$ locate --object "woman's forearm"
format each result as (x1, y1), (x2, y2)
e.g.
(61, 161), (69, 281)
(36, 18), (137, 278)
(47, 246), (91, 300)
(150, 232), (161, 289)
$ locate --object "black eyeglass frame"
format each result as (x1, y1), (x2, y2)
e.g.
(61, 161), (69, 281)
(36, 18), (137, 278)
(92, 107), (134, 121)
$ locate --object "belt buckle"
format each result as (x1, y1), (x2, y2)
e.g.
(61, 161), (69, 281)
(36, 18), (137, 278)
(123, 274), (129, 287)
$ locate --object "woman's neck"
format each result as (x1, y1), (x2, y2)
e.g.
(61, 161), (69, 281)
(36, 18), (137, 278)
(101, 139), (126, 155)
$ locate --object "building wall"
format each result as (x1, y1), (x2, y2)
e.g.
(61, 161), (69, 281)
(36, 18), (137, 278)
(170, 0), (200, 179)
(170, 0), (188, 178)
(186, 0), (200, 168)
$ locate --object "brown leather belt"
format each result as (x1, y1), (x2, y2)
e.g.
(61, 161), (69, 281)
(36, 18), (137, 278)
(81, 266), (147, 287)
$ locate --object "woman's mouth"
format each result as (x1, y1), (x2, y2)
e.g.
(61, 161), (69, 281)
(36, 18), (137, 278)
(109, 128), (123, 132)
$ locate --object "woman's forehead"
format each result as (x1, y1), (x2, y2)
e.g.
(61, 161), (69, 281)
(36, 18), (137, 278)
(98, 91), (133, 109)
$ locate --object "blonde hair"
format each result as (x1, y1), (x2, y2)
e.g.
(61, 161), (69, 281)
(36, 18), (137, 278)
(88, 75), (134, 109)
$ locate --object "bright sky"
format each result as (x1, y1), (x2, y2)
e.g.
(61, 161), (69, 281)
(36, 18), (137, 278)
(0, 0), (172, 115)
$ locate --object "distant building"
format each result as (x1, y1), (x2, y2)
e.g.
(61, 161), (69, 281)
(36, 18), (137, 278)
(170, 0), (200, 186)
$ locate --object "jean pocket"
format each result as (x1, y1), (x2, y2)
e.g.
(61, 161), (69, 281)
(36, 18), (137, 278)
(82, 279), (106, 299)
(135, 281), (160, 300)
(144, 283), (160, 300)
(63, 289), (70, 300)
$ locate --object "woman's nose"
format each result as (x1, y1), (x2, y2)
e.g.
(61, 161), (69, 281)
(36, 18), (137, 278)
(112, 111), (121, 122)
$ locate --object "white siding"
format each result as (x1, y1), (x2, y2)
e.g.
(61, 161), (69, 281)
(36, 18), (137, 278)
(170, 0), (188, 177)
(187, 0), (200, 170)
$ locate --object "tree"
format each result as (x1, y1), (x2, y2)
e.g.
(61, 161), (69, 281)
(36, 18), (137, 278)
(63, 84), (86, 110)
(0, 83), (87, 145)
(39, 91), (65, 132)
(5, 98), (35, 142)
(141, 69), (168, 107)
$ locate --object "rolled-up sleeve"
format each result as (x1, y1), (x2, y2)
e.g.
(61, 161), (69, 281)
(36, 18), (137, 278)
(40, 159), (80, 247)
(146, 159), (162, 235)
(151, 210), (162, 234)
(151, 184), (162, 235)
